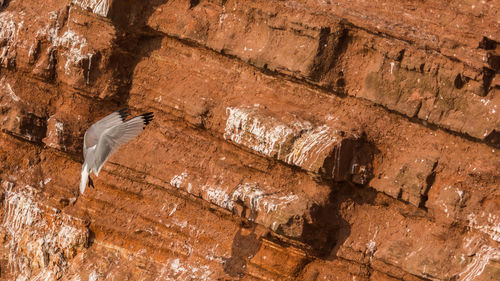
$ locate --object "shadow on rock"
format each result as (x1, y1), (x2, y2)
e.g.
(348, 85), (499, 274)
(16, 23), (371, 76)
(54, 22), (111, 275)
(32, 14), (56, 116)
(301, 181), (377, 259)
(0, 0), (10, 10)
(223, 210), (262, 277)
(104, 0), (169, 106)
(74, 1), (167, 160)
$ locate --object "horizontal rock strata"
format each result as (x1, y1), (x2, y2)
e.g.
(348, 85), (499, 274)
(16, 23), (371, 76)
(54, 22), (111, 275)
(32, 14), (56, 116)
(0, 0), (498, 280)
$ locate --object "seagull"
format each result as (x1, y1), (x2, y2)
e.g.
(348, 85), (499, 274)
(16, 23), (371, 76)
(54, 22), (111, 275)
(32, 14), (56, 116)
(80, 109), (154, 194)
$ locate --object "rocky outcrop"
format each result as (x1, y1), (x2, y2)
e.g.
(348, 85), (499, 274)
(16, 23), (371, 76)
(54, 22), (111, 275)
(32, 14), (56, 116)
(0, 0), (498, 280)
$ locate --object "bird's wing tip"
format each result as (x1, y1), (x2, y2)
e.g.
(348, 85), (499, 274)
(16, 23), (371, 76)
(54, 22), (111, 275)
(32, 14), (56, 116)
(118, 108), (130, 122)
(141, 112), (154, 126)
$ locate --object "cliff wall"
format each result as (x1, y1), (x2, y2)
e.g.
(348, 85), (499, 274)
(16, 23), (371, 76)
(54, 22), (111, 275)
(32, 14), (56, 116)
(0, 0), (498, 280)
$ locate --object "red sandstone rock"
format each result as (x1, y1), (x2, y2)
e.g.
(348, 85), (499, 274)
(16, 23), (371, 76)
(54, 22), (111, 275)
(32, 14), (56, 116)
(0, 0), (498, 280)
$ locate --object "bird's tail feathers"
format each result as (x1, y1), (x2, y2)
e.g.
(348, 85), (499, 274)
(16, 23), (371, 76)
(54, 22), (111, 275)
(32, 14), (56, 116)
(80, 165), (89, 194)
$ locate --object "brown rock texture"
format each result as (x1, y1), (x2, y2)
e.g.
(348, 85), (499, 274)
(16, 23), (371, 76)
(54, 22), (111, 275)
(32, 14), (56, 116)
(0, 0), (499, 280)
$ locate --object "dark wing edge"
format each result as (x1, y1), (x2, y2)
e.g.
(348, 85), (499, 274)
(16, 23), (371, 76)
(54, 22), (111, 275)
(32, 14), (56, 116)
(84, 108), (130, 148)
(92, 112), (154, 175)
(141, 112), (154, 127)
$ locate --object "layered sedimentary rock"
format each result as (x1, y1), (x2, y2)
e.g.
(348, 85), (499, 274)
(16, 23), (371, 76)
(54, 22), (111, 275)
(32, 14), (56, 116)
(0, 0), (498, 280)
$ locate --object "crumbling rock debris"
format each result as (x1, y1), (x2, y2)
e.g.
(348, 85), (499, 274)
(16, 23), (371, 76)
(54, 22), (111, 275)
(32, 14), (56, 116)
(1, 183), (89, 280)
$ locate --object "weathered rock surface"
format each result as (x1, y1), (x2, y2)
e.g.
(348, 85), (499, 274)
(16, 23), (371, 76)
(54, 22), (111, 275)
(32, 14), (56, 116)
(0, 0), (498, 280)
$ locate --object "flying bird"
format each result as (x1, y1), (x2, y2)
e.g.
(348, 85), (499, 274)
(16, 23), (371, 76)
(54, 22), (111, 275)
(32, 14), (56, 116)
(80, 109), (153, 194)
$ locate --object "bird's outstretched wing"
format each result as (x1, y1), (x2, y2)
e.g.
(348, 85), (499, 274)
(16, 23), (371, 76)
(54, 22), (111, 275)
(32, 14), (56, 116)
(92, 112), (154, 175)
(84, 108), (129, 149)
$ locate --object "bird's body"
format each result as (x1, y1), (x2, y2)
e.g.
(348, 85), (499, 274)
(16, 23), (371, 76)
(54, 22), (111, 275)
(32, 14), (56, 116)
(80, 109), (153, 194)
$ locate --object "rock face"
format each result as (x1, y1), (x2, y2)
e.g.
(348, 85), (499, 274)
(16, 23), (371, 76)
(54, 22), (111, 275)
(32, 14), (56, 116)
(0, 0), (498, 280)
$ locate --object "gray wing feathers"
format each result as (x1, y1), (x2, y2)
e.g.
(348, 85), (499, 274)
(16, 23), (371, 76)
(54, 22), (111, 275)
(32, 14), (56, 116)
(92, 114), (152, 174)
(84, 109), (129, 148)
